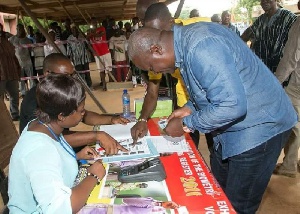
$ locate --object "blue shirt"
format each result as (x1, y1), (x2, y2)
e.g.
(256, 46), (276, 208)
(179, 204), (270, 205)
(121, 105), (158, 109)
(175, 23), (297, 159)
(8, 122), (78, 213)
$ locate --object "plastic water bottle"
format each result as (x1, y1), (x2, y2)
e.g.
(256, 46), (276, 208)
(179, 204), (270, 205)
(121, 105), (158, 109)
(122, 89), (131, 117)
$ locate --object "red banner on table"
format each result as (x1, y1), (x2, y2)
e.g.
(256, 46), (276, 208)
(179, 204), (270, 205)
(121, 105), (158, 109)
(148, 118), (236, 214)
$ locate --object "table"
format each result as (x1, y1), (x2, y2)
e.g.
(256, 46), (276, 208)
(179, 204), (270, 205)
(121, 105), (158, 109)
(82, 118), (236, 214)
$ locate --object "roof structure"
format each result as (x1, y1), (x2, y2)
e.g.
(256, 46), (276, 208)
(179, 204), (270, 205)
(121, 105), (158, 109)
(0, 0), (144, 24)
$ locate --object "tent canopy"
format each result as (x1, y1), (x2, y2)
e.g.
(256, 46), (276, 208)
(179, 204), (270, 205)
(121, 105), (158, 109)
(0, 0), (144, 24)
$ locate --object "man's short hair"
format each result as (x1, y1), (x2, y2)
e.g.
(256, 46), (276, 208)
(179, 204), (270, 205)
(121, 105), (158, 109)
(43, 53), (71, 74)
(144, 3), (171, 23)
(127, 27), (160, 61)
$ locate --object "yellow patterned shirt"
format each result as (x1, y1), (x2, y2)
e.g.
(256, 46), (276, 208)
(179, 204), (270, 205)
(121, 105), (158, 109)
(148, 69), (188, 107)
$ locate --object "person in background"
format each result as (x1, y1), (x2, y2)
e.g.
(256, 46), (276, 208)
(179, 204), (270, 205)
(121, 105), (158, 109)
(8, 74), (106, 213)
(131, 17), (140, 31)
(273, 0), (300, 178)
(61, 18), (72, 41)
(32, 32), (45, 80)
(221, 10), (240, 36)
(48, 22), (56, 32)
(124, 22), (132, 33)
(9, 23), (34, 98)
(61, 18), (72, 51)
(19, 53), (129, 154)
(55, 25), (62, 41)
(87, 18), (112, 91)
(0, 23), (21, 121)
(27, 26), (36, 43)
(44, 28), (67, 57)
(127, 24), (297, 213)
(48, 22), (59, 40)
(176, 9), (205, 25)
(109, 29), (128, 82)
(189, 9), (200, 18)
(106, 18), (117, 41)
(27, 26), (37, 83)
(118, 21), (125, 35)
(1, 23), (14, 102)
(67, 24), (92, 89)
(133, 0), (179, 87)
(211, 14), (222, 23)
(241, 0), (296, 76)
(125, 30), (131, 41)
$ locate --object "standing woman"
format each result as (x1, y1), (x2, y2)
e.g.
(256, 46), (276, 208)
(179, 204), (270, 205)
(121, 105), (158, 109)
(8, 74), (105, 213)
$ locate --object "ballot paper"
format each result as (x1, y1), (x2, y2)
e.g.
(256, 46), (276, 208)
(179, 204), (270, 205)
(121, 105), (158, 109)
(95, 122), (157, 163)
(95, 137), (159, 163)
(96, 122), (140, 141)
(150, 136), (189, 153)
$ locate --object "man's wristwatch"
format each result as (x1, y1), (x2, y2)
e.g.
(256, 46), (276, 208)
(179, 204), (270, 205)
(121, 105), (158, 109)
(182, 121), (193, 133)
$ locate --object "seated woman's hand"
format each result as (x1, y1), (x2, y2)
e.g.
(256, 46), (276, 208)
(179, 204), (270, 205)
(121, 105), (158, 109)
(97, 131), (128, 155)
(76, 146), (98, 160)
(88, 160), (106, 181)
(111, 115), (130, 124)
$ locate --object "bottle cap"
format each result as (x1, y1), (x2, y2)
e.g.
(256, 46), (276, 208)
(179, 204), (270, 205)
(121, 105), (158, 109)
(123, 89), (127, 93)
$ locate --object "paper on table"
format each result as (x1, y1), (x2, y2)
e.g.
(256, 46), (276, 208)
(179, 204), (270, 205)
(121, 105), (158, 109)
(95, 137), (159, 163)
(97, 122), (137, 141)
(150, 136), (189, 153)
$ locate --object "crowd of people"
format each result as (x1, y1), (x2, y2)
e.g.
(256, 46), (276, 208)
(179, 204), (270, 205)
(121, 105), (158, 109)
(1, 0), (299, 213)
(129, 0), (299, 214)
(0, 16), (146, 122)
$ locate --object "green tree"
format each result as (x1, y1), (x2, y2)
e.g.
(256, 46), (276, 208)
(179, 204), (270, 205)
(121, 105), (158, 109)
(238, 0), (260, 21)
(19, 16), (54, 33)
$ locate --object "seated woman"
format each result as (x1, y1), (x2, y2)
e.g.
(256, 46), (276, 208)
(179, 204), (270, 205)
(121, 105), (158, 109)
(8, 74), (105, 213)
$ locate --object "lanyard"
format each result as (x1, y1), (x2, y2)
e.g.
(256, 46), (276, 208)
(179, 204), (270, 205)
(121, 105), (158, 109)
(38, 120), (76, 159)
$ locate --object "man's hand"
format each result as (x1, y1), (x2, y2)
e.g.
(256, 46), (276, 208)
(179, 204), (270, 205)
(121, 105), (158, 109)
(164, 117), (185, 137)
(111, 115), (130, 124)
(168, 106), (192, 121)
(97, 131), (128, 155)
(131, 121), (148, 143)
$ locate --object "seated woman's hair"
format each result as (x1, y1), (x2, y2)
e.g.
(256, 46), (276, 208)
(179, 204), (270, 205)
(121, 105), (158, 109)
(36, 74), (85, 123)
